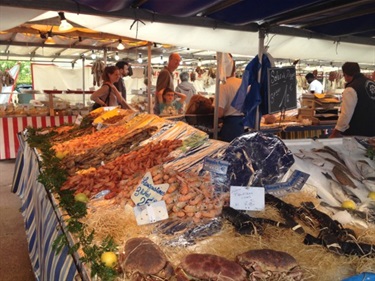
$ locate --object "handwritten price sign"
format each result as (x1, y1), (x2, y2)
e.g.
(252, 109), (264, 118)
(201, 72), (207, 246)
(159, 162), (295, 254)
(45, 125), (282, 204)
(131, 172), (169, 206)
(230, 186), (265, 211)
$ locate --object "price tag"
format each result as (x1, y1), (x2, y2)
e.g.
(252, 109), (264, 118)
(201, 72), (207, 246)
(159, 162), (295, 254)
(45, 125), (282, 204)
(230, 186), (265, 211)
(131, 172), (169, 206)
(96, 123), (103, 130)
(265, 170), (309, 197)
(343, 137), (357, 154)
(74, 114), (83, 126)
(203, 157), (229, 175)
(133, 201), (169, 225)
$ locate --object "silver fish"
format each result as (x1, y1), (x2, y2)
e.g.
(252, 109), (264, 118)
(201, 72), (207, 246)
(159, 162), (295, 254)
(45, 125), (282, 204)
(363, 179), (375, 192)
(342, 154), (363, 182)
(312, 146), (345, 165)
(356, 160), (375, 179)
(322, 172), (361, 204)
(332, 165), (358, 189)
(320, 201), (372, 225)
(358, 201), (375, 223)
(294, 149), (325, 167)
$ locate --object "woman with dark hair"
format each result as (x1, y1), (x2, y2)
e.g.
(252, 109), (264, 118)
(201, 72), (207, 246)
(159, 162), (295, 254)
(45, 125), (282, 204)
(90, 65), (131, 110)
(330, 62), (375, 137)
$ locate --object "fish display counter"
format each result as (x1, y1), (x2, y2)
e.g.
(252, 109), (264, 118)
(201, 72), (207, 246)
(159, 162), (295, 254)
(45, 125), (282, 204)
(10, 109), (375, 281)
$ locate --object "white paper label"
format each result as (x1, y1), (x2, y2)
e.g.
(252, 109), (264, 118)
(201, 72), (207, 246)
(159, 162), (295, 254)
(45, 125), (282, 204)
(74, 114), (83, 126)
(133, 201), (169, 225)
(96, 123), (103, 130)
(131, 172), (169, 206)
(230, 186), (265, 211)
(343, 137), (357, 154)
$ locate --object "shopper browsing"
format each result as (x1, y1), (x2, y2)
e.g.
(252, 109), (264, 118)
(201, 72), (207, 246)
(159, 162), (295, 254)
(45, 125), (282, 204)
(90, 65), (131, 110)
(175, 71), (197, 107)
(154, 53), (181, 114)
(157, 87), (186, 116)
(330, 62), (375, 137)
(114, 61), (132, 101)
(218, 54), (244, 142)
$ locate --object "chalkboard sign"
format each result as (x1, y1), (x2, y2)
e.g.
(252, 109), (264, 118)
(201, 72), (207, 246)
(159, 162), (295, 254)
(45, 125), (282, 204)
(267, 66), (297, 114)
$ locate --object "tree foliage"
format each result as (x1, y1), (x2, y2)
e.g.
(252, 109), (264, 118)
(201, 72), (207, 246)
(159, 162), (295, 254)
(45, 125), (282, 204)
(0, 60), (32, 85)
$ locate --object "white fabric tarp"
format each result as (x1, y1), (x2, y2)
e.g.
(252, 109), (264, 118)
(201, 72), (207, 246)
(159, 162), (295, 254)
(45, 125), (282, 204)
(31, 64), (94, 105)
(31, 64), (93, 91)
(1, 7), (375, 65)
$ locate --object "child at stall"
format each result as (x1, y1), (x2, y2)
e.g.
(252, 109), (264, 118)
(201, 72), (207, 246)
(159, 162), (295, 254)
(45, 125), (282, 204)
(157, 87), (186, 116)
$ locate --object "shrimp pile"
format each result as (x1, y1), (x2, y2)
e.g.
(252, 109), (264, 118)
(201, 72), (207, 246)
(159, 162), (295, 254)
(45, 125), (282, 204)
(61, 139), (183, 199)
(114, 165), (228, 223)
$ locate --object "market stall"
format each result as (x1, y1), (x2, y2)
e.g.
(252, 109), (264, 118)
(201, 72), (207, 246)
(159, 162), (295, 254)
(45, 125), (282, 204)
(0, 115), (74, 159)
(11, 108), (375, 281)
(11, 134), (86, 280)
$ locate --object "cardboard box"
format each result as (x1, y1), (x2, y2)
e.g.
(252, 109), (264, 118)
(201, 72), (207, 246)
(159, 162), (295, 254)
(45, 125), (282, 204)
(301, 98), (315, 108)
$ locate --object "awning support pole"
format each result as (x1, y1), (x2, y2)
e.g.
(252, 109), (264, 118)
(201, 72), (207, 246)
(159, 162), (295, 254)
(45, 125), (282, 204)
(82, 55), (86, 106)
(147, 42), (152, 113)
(213, 52), (223, 140)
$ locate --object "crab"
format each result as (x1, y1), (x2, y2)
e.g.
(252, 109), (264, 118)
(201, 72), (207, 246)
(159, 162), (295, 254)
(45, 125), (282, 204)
(176, 253), (247, 281)
(236, 249), (303, 281)
(119, 237), (175, 281)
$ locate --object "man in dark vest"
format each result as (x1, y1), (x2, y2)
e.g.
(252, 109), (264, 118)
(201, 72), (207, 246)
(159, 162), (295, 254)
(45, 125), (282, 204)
(330, 62), (375, 137)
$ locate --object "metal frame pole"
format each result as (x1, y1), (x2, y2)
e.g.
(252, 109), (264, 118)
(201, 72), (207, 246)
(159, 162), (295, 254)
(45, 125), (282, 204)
(213, 52), (223, 140)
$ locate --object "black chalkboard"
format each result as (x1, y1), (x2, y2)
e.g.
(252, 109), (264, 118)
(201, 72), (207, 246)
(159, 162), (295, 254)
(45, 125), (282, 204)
(267, 66), (297, 114)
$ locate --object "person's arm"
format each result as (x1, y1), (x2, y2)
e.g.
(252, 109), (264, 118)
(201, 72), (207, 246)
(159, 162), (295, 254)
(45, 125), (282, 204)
(217, 84), (226, 118)
(109, 83), (132, 110)
(175, 92), (186, 104)
(329, 128), (343, 138)
(156, 88), (164, 104)
(90, 85), (108, 106)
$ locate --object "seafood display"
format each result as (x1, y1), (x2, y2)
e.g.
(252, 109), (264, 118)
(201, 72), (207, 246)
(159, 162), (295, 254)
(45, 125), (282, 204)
(60, 126), (157, 175)
(24, 110), (375, 281)
(293, 142), (375, 214)
(61, 140), (183, 199)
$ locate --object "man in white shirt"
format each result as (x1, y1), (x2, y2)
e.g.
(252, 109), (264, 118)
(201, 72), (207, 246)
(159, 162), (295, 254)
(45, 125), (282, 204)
(218, 54), (244, 142)
(305, 73), (323, 94)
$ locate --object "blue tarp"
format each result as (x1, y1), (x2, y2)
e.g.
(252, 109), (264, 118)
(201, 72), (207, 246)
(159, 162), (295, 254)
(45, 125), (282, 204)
(231, 54), (272, 129)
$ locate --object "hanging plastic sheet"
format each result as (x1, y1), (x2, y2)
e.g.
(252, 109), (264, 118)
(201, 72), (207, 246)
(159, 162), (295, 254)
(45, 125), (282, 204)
(231, 54), (273, 129)
(222, 131), (295, 187)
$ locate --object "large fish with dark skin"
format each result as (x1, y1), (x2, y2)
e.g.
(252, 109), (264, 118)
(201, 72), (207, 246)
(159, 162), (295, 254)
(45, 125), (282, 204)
(332, 165), (358, 189)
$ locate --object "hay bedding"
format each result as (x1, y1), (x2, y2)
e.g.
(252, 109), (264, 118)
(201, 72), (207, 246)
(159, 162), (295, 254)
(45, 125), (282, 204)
(82, 192), (375, 281)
